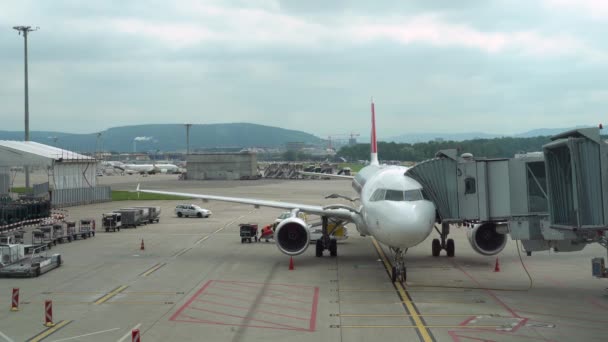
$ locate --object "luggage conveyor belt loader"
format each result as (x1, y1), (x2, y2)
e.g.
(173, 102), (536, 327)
(406, 127), (608, 279)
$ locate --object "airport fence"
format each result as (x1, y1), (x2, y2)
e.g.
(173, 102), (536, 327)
(51, 186), (111, 208)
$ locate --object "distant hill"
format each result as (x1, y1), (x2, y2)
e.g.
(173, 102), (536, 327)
(0, 123), (323, 153)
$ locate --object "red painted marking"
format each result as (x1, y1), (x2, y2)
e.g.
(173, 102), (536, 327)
(309, 286), (319, 332)
(176, 314), (308, 331)
(195, 299), (308, 321)
(214, 279), (316, 289)
(452, 261), (521, 318)
(210, 285), (312, 304)
(188, 305), (304, 330)
(170, 280), (213, 321)
(449, 334), (497, 342)
(516, 310), (608, 324)
(449, 329), (556, 342)
(459, 316), (477, 327)
(203, 292), (311, 312)
(213, 281), (313, 296)
(171, 280), (318, 331)
(448, 330), (462, 342)
(588, 297), (608, 311)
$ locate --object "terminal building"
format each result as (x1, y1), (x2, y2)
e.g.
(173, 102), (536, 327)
(186, 151), (258, 180)
(0, 141), (110, 207)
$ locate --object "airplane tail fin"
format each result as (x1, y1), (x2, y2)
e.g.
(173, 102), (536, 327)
(370, 98), (379, 166)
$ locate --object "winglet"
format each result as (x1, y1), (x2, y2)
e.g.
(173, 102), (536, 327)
(136, 183), (140, 199)
(370, 97), (379, 166)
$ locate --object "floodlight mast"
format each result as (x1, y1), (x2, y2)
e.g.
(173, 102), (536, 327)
(13, 25), (39, 189)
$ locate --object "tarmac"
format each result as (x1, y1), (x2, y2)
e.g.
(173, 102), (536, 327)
(1, 173), (608, 341)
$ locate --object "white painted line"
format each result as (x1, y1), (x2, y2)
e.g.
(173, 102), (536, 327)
(49, 327), (120, 342)
(117, 323), (141, 342)
(0, 331), (14, 342)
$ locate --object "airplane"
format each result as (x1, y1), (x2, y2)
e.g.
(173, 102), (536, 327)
(113, 162), (180, 175)
(138, 100), (507, 282)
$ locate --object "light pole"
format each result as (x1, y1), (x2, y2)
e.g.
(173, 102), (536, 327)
(185, 124), (192, 155)
(13, 25), (39, 188)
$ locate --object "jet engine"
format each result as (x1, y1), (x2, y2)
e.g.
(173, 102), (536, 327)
(275, 217), (311, 256)
(466, 222), (507, 256)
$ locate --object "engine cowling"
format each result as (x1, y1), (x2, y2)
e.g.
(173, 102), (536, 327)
(466, 222), (507, 256)
(275, 217), (311, 256)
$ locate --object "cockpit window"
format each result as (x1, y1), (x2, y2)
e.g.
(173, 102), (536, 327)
(385, 190), (404, 201)
(370, 189), (386, 202)
(370, 189), (424, 202)
(404, 189), (423, 201)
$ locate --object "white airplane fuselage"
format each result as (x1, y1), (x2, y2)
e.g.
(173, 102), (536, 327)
(351, 164), (436, 250)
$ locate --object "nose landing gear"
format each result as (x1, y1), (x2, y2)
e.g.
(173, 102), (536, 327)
(390, 247), (408, 282)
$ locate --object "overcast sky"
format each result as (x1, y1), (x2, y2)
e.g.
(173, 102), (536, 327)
(2, 0), (608, 138)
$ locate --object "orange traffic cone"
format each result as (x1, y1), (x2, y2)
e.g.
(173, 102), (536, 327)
(140, 239), (145, 251)
(494, 257), (500, 272)
(289, 257), (294, 270)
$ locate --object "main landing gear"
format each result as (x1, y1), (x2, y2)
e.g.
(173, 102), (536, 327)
(432, 222), (455, 257)
(315, 216), (338, 257)
(390, 247), (407, 282)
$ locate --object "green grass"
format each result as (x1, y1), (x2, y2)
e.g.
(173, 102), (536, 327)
(338, 163), (365, 173)
(10, 187), (32, 194)
(111, 190), (189, 201)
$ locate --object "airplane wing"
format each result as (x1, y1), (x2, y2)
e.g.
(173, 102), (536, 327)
(137, 187), (357, 220)
(298, 171), (354, 180)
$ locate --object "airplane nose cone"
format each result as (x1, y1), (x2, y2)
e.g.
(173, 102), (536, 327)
(368, 201), (436, 248)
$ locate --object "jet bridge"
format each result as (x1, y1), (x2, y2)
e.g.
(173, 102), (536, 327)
(406, 127), (608, 264)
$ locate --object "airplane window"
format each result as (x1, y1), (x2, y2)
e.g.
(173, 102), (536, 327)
(385, 190), (405, 201)
(404, 189), (423, 201)
(370, 189), (386, 202)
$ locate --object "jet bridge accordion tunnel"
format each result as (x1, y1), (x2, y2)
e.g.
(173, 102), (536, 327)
(405, 127), (608, 255)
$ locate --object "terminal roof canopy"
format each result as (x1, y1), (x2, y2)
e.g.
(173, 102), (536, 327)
(0, 140), (95, 167)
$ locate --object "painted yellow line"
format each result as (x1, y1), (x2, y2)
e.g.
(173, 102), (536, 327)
(335, 325), (500, 329)
(141, 263), (166, 277)
(372, 238), (433, 342)
(94, 285), (128, 305)
(29, 320), (71, 342)
(338, 288), (468, 293)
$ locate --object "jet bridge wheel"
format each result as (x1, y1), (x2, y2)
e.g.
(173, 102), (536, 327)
(432, 239), (441, 257)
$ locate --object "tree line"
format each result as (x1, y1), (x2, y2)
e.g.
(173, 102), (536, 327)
(337, 136), (556, 162)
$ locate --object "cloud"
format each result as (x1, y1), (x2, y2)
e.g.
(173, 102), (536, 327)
(90, 6), (604, 62)
(544, 0), (608, 18)
(133, 136), (152, 141)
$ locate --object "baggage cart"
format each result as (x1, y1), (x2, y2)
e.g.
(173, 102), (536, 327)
(78, 218), (95, 238)
(32, 227), (54, 249)
(64, 220), (77, 241)
(102, 213), (121, 232)
(52, 223), (69, 243)
(122, 208), (147, 226)
(239, 224), (258, 243)
(113, 209), (140, 228)
(132, 206), (161, 223)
